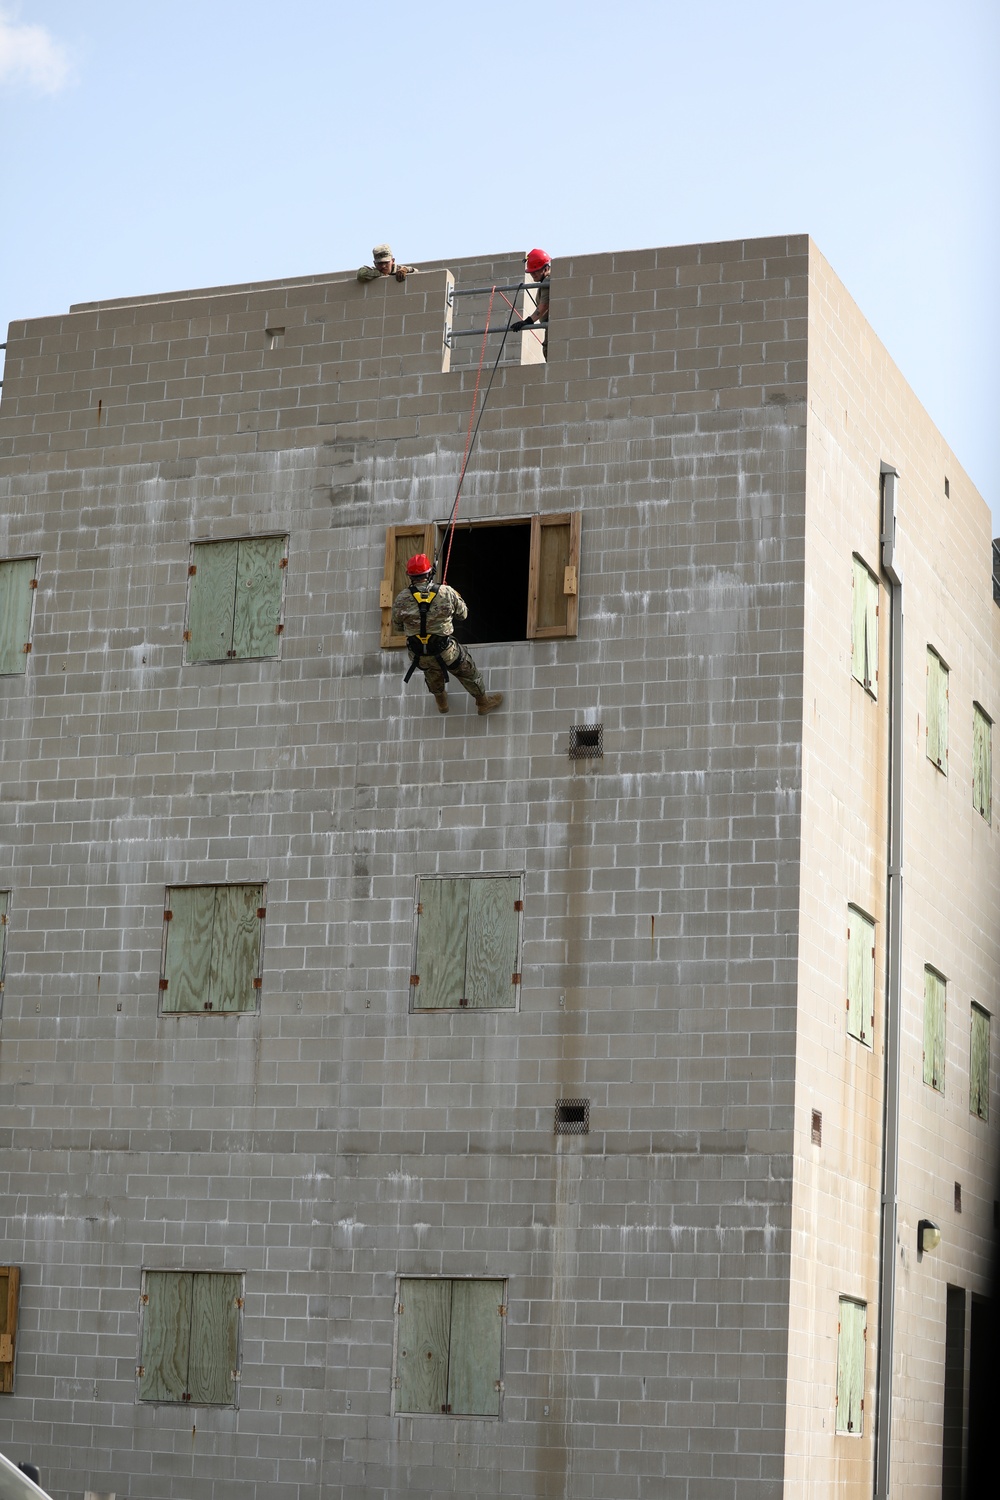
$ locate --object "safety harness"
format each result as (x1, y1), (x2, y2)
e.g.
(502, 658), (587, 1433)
(402, 585), (463, 684)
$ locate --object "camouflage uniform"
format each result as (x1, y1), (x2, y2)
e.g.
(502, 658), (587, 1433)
(391, 583), (487, 700)
(358, 242), (417, 283)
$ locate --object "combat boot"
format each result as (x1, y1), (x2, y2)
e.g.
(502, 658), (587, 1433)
(433, 691), (449, 714)
(477, 692), (503, 716)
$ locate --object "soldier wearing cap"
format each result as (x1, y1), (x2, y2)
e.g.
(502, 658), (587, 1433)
(358, 243), (417, 283)
(392, 554), (503, 716)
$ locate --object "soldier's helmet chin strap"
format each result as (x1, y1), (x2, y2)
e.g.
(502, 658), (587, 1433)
(409, 571), (437, 600)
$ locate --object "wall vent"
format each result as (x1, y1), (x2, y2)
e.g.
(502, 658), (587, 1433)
(810, 1109), (822, 1146)
(954, 1182), (962, 1213)
(569, 724), (603, 759)
(554, 1098), (590, 1134)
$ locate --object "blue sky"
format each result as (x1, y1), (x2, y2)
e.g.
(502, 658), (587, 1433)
(2, 0), (997, 522)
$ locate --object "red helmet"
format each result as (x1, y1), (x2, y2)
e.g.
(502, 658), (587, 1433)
(525, 248), (550, 273)
(406, 553), (433, 577)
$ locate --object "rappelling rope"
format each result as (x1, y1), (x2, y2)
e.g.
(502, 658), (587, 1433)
(440, 287), (517, 585)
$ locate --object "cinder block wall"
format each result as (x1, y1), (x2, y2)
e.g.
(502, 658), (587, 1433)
(787, 249), (1000, 1496)
(1, 238), (810, 1500)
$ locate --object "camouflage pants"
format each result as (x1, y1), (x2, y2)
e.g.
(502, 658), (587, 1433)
(409, 641), (485, 699)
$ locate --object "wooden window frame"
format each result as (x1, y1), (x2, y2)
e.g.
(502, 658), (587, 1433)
(159, 884), (265, 1015)
(380, 514), (581, 649)
(973, 703), (992, 822)
(835, 1296), (867, 1436)
(137, 1269), (244, 1407)
(970, 1003), (990, 1122)
(0, 1266), (20, 1393)
(926, 647), (949, 773)
(0, 556), (39, 677)
(185, 534), (288, 664)
(410, 874), (523, 1012)
(923, 966), (947, 1094)
(846, 906), (875, 1048)
(850, 555), (879, 698)
(394, 1276), (506, 1418)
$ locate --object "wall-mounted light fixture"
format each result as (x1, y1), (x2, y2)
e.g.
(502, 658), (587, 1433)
(918, 1219), (941, 1254)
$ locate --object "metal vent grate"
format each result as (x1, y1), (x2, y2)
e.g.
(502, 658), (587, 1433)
(811, 1109), (822, 1146)
(954, 1182), (962, 1213)
(554, 1098), (590, 1134)
(569, 724), (603, 759)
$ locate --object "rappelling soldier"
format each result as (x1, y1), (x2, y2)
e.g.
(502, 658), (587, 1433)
(392, 554), (503, 716)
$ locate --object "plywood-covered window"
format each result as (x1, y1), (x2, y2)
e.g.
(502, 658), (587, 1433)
(846, 906), (875, 1047)
(0, 891), (8, 997)
(851, 555), (879, 697)
(926, 647), (949, 772)
(0, 557), (39, 675)
(835, 1296), (866, 1436)
(0, 1267), (20, 1393)
(138, 1270), (242, 1406)
(160, 885), (264, 1014)
(395, 1277), (505, 1416)
(970, 1003), (990, 1122)
(973, 703), (992, 822)
(186, 536), (287, 662)
(923, 966), (947, 1094)
(411, 875), (521, 1011)
(381, 515), (580, 648)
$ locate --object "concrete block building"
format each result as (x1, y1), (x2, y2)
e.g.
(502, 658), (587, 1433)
(0, 235), (995, 1499)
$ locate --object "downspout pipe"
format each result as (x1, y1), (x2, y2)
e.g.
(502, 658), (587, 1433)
(875, 464), (903, 1499)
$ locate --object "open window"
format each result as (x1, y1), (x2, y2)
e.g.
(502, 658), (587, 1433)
(381, 514), (580, 647)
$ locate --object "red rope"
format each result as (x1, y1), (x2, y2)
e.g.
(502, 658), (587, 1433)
(441, 286), (497, 584)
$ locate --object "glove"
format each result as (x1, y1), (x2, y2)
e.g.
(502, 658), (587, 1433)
(395, 267), (409, 282)
(511, 317), (532, 332)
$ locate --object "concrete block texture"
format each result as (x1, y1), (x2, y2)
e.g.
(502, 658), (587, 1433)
(0, 236), (995, 1500)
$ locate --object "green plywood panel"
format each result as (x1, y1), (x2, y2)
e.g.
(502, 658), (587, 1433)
(397, 1279), (451, 1414)
(448, 1279), (503, 1416)
(927, 651), (948, 770)
(864, 569), (878, 696)
(139, 1271), (191, 1402)
(188, 1273), (240, 1405)
(163, 887), (215, 1013)
(232, 536), (284, 660)
(970, 1005), (990, 1121)
(414, 879), (469, 1009)
(851, 559), (868, 688)
(466, 878), (519, 1009)
(923, 969), (946, 1092)
(188, 540), (238, 661)
(209, 885), (262, 1012)
(847, 910), (874, 1045)
(0, 558), (36, 675)
(836, 1297), (866, 1435)
(974, 706), (991, 821)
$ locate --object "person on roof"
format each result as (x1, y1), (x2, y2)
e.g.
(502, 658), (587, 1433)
(357, 243), (417, 283)
(511, 248), (551, 354)
(392, 554), (503, 716)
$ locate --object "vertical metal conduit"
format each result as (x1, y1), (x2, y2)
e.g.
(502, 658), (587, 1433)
(875, 463), (903, 1499)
